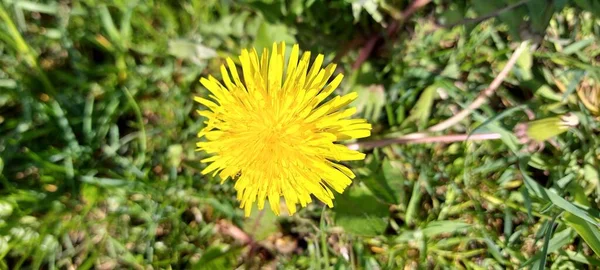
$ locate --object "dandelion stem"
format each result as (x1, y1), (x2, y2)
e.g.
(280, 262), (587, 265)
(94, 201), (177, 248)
(348, 132), (501, 150)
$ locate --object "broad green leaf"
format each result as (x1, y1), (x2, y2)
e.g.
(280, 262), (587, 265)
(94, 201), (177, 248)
(361, 157), (398, 204)
(333, 184), (388, 236)
(526, 0), (555, 34)
(362, 173), (396, 204)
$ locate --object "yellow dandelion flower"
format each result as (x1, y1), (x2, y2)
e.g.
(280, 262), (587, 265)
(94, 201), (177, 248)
(195, 42), (371, 216)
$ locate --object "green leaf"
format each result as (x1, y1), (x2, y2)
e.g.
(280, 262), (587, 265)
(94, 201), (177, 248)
(562, 38), (595, 55)
(351, 0), (384, 25)
(168, 39), (217, 65)
(523, 223), (565, 268)
(471, 0), (526, 39)
(572, 0), (600, 17)
(438, 3), (465, 26)
(81, 184), (99, 211)
(193, 245), (240, 270)
(333, 184), (389, 236)
(563, 213), (600, 257)
(535, 85), (563, 101)
(517, 45), (533, 80)
(99, 5), (122, 50)
(353, 84), (386, 122)
(253, 21), (296, 52)
(0, 201), (13, 218)
(421, 221), (471, 237)
(382, 158), (406, 204)
(167, 144), (184, 168)
(15, 1), (57, 14)
(564, 183), (600, 256)
(519, 159), (600, 227)
(405, 173), (425, 226)
(205, 198), (236, 219)
(405, 85), (437, 130)
(561, 70), (586, 101)
(471, 101), (521, 152)
(470, 104), (528, 136)
(361, 157), (398, 204)
(531, 217), (557, 270)
(290, 0), (304, 15)
(482, 236), (509, 265)
(526, 0), (555, 34)
(548, 227), (576, 253)
(521, 186), (534, 222)
(560, 249), (600, 266)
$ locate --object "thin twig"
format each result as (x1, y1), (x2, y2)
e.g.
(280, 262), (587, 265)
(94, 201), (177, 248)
(348, 132), (501, 150)
(352, 36), (379, 70)
(349, 41), (529, 149)
(440, 0), (530, 29)
(426, 41), (529, 132)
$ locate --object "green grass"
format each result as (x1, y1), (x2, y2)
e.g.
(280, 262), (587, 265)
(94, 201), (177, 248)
(1, 0), (600, 269)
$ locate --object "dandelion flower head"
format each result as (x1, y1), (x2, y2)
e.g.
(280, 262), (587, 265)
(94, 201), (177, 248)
(195, 42), (371, 216)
